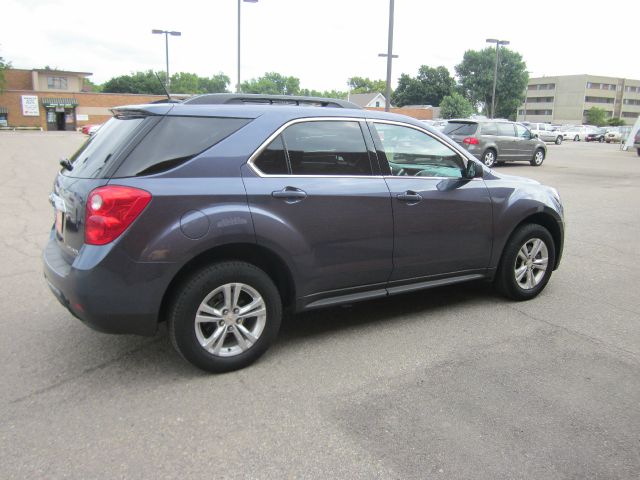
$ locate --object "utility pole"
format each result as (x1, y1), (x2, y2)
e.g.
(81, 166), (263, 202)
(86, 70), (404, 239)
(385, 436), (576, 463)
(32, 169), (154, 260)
(486, 38), (509, 118)
(378, 0), (397, 112)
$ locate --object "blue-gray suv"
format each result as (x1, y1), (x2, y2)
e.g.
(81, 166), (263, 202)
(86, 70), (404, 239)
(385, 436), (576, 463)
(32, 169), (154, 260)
(43, 94), (564, 372)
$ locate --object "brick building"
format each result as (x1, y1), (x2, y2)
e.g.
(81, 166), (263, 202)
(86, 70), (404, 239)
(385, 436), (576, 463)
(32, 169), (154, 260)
(0, 68), (170, 130)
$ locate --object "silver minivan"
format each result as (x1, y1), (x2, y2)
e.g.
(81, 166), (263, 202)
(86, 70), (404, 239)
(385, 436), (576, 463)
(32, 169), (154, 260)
(521, 122), (563, 145)
(444, 119), (548, 167)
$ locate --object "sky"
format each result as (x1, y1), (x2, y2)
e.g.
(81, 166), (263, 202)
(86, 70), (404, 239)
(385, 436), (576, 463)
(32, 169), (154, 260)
(2, 0), (638, 91)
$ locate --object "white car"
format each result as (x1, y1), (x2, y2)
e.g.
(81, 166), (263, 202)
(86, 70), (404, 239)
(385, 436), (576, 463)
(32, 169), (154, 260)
(560, 125), (598, 141)
(522, 122), (563, 145)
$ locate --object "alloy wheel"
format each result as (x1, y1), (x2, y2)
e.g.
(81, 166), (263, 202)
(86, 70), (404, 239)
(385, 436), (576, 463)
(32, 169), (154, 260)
(194, 283), (267, 357)
(513, 238), (549, 290)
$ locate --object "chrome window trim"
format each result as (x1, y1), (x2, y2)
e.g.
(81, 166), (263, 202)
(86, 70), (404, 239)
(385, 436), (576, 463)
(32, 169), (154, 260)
(246, 117), (378, 179)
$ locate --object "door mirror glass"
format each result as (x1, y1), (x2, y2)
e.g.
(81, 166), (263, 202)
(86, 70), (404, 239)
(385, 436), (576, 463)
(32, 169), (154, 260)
(466, 161), (483, 179)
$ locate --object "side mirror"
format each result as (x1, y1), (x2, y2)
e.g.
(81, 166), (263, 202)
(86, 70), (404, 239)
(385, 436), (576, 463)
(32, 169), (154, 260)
(532, 133), (538, 139)
(466, 161), (484, 178)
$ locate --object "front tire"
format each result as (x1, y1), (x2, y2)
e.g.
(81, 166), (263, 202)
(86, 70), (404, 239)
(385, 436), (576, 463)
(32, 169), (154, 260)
(530, 148), (545, 166)
(574, 135), (580, 142)
(495, 224), (556, 301)
(555, 136), (563, 145)
(599, 137), (604, 143)
(168, 261), (282, 373)
(482, 149), (497, 167)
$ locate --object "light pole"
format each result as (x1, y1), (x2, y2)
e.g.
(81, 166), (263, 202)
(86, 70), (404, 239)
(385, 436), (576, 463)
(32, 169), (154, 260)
(152, 29), (181, 89)
(486, 38), (509, 118)
(238, 0), (258, 93)
(378, 0), (397, 112)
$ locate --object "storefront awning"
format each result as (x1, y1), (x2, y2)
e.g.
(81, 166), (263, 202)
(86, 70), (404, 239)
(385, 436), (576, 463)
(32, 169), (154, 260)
(0, 107), (7, 114)
(41, 98), (78, 108)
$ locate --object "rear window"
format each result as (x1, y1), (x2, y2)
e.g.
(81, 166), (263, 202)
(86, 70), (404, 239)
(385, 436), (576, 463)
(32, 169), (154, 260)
(443, 122), (478, 136)
(65, 117), (144, 178)
(114, 116), (250, 177)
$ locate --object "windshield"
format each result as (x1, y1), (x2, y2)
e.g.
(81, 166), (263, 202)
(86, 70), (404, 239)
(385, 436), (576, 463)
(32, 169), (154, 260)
(65, 116), (145, 178)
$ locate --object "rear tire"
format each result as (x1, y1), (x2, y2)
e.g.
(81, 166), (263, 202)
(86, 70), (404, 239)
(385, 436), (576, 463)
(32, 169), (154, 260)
(555, 136), (563, 145)
(168, 261), (282, 373)
(530, 148), (545, 166)
(599, 137), (604, 143)
(637, 148), (640, 157)
(482, 149), (497, 167)
(495, 224), (555, 301)
(574, 135), (580, 142)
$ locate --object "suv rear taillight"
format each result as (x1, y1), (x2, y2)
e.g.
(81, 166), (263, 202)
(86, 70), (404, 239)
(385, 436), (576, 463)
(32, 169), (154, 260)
(85, 186), (151, 245)
(463, 137), (479, 145)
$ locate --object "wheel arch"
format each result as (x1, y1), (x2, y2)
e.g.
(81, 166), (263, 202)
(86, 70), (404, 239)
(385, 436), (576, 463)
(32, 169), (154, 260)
(159, 243), (296, 324)
(507, 212), (563, 270)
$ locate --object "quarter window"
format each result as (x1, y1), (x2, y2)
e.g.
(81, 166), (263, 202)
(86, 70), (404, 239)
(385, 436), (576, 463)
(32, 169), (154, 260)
(254, 135), (289, 175)
(373, 123), (464, 178)
(282, 121), (372, 176)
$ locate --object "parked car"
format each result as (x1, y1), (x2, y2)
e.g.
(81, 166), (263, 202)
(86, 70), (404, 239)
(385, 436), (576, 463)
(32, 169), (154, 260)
(80, 124), (102, 136)
(521, 122), (563, 145)
(443, 119), (547, 167)
(605, 127), (622, 143)
(585, 128), (606, 142)
(634, 131), (640, 156)
(43, 94), (564, 373)
(559, 125), (597, 141)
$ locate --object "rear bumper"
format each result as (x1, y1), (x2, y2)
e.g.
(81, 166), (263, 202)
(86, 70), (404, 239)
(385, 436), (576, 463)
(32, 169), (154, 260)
(43, 231), (174, 336)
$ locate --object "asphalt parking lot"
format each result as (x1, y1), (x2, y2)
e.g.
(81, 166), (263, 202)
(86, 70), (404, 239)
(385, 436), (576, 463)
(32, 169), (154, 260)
(1, 132), (639, 479)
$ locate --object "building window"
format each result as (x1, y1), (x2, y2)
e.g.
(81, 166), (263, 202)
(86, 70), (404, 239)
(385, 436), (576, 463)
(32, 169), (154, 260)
(623, 99), (640, 106)
(521, 109), (552, 116)
(585, 96), (615, 104)
(584, 110), (612, 117)
(0, 113), (7, 127)
(529, 83), (555, 91)
(47, 77), (68, 89)
(624, 86), (639, 93)
(375, 101), (380, 107)
(526, 96), (554, 103)
(622, 112), (639, 118)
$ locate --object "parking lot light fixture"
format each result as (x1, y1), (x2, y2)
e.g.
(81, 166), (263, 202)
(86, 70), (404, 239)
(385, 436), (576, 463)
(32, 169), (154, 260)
(238, 0), (259, 93)
(152, 29), (182, 90)
(486, 38), (510, 118)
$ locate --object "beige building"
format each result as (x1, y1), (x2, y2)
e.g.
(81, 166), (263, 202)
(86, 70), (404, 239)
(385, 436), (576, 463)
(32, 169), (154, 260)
(516, 74), (640, 125)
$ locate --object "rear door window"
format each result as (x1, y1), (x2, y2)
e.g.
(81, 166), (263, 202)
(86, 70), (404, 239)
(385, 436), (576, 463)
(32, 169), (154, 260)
(114, 116), (251, 177)
(65, 117), (145, 178)
(282, 121), (373, 176)
(443, 122), (478, 136)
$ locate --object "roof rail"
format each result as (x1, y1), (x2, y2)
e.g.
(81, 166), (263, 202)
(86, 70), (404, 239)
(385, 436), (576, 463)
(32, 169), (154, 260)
(182, 93), (361, 109)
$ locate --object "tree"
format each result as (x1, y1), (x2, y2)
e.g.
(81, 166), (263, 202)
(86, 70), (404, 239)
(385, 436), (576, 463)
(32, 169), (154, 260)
(586, 107), (609, 126)
(347, 77), (387, 94)
(299, 88), (347, 99)
(241, 72), (300, 95)
(102, 70), (230, 95)
(607, 117), (626, 127)
(102, 70), (166, 94)
(455, 47), (528, 119)
(392, 65), (455, 107)
(440, 92), (474, 119)
(0, 56), (11, 93)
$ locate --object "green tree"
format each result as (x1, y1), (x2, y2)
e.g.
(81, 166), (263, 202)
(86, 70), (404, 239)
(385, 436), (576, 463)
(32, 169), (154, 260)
(0, 56), (11, 93)
(241, 72), (300, 95)
(82, 77), (102, 92)
(392, 65), (455, 107)
(586, 107), (609, 126)
(455, 47), (528, 119)
(347, 76), (387, 94)
(439, 92), (474, 119)
(299, 88), (347, 99)
(102, 70), (166, 94)
(607, 117), (626, 127)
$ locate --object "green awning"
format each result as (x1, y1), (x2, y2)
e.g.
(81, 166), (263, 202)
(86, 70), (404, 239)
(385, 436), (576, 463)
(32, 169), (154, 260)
(41, 98), (78, 108)
(0, 107), (7, 114)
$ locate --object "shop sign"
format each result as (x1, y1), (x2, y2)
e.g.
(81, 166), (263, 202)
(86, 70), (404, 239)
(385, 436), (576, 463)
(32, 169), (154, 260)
(21, 96), (40, 116)
(76, 114), (89, 121)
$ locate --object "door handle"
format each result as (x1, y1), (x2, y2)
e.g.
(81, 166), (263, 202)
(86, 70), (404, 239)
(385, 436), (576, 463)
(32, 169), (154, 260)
(397, 191), (422, 203)
(272, 187), (307, 201)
